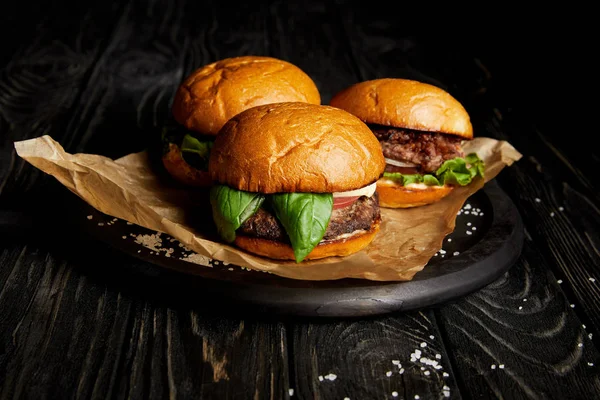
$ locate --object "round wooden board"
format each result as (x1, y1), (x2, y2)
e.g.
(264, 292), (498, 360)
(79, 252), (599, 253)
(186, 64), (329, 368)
(72, 180), (523, 318)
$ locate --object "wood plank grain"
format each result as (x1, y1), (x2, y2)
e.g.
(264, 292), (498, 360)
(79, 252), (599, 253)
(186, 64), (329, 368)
(436, 235), (600, 399)
(326, 5), (600, 399)
(0, 0), (124, 206)
(1, 0), (290, 399)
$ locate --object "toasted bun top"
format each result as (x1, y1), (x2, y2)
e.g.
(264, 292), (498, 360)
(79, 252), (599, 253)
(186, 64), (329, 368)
(209, 102), (386, 193)
(171, 56), (321, 135)
(330, 78), (473, 139)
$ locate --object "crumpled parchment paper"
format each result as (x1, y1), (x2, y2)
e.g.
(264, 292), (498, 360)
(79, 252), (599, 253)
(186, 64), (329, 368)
(14, 135), (521, 281)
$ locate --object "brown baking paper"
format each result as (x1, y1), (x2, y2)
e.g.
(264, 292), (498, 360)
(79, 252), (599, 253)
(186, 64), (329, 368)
(14, 135), (521, 281)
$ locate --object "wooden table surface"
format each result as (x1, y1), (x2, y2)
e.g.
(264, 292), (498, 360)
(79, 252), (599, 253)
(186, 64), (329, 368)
(1, 1), (599, 399)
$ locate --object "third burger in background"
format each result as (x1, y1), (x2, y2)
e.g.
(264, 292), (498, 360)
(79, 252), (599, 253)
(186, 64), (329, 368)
(330, 78), (485, 208)
(162, 55), (321, 187)
(208, 102), (385, 263)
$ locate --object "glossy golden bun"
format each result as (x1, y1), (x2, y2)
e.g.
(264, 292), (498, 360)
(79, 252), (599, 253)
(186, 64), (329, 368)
(171, 56), (321, 135)
(209, 102), (386, 193)
(376, 179), (454, 208)
(234, 218), (381, 261)
(330, 78), (473, 139)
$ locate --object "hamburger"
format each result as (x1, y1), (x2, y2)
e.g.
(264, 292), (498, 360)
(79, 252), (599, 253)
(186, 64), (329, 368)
(329, 78), (484, 208)
(208, 102), (386, 263)
(162, 55), (321, 187)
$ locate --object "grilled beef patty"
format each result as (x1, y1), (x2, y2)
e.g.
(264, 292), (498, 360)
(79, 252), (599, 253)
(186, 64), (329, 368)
(369, 124), (464, 173)
(238, 194), (380, 243)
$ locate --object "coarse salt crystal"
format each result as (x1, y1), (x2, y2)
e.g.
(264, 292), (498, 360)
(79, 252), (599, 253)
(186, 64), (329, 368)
(325, 374), (337, 381)
(466, 231), (472, 235)
(443, 372), (449, 377)
(415, 396), (420, 399)
(392, 360), (400, 365)
(424, 371), (430, 376)
(467, 222), (472, 226)
(429, 335), (435, 339)
(453, 251), (460, 256)
(472, 227), (477, 230)
(399, 368), (405, 374)
(447, 238), (452, 242)
(318, 376), (323, 381)
(491, 364), (496, 369)
(550, 212), (555, 217)
(289, 389), (294, 396)
(559, 207), (564, 211)
(558, 279), (563, 284)
(436, 354), (441, 359)
(443, 390), (450, 398)
(443, 385), (450, 390)
(571, 304), (575, 308)
(519, 306), (523, 310)
(523, 298), (527, 302)
(392, 392), (398, 397)
(420, 342), (427, 348)
(535, 198), (541, 203)
(386, 371), (392, 377)
(589, 278), (596, 282)
(87, 215), (93, 220)
(588, 362), (594, 366)
(578, 343), (583, 348)
(499, 364), (505, 369)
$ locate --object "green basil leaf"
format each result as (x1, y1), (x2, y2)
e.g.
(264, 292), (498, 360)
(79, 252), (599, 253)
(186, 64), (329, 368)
(180, 134), (213, 170)
(382, 172), (440, 186)
(209, 185), (265, 243)
(271, 193), (333, 263)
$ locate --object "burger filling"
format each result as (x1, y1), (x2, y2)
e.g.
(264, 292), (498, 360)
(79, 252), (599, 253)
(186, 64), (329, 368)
(162, 126), (214, 171)
(369, 124), (485, 187)
(209, 183), (379, 263)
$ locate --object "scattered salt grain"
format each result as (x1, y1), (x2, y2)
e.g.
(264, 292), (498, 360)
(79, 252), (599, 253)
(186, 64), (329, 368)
(491, 364), (496, 369)
(399, 368), (405, 374)
(558, 279), (563, 284)
(550, 212), (555, 217)
(429, 335), (435, 340)
(535, 198), (541, 203)
(589, 333), (593, 339)
(98, 223), (104, 226)
(559, 206), (564, 211)
(127, 222), (133, 225)
(435, 354), (442, 359)
(443, 390), (450, 398)
(523, 298), (527, 302)
(578, 343), (583, 348)
(588, 362), (594, 366)
(467, 222), (472, 226)
(447, 238), (452, 242)
(519, 306), (523, 310)
(392, 392), (398, 397)
(415, 395), (420, 399)
(137, 250), (140, 253)
(443, 372), (449, 377)
(464, 204), (472, 209)
(589, 278), (596, 282)
(439, 249), (446, 254)
(472, 227), (477, 230)
(583, 324), (587, 329)
(466, 231), (472, 235)
(122, 236), (126, 239)
(453, 251), (460, 256)
(571, 304), (575, 308)
(424, 371), (430, 376)
(386, 371), (392, 377)
(288, 389), (294, 396)
(324, 373), (337, 381)
(318, 376), (323, 381)
(420, 342), (427, 348)
(344, 398), (350, 400)
(87, 215), (92, 220)
(392, 360), (400, 365)
(499, 364), (505, 369)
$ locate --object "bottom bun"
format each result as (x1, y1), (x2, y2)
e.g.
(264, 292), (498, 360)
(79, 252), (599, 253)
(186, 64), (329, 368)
(376, 179), (453, 208)
(162, 143), (212, 187)
(234, 218), (381, 261)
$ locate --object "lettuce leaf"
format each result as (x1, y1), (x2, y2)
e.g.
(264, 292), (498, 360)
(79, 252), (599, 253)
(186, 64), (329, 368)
(383, 153), (484, 187)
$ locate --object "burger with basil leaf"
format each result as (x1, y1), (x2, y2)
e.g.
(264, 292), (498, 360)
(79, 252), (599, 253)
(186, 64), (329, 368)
(208, 102), (386, 263)
(162, 55), (321, 187)
(330, 78), (484, 208)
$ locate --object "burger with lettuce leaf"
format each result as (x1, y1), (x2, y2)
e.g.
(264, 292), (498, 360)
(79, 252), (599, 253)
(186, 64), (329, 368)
(162, 55), (321, 187)
(330, 78), (484, 208)
(207, 102), (386, 263)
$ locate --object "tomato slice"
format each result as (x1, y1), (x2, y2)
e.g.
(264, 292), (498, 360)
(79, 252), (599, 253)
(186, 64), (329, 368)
(333, 196), (360, 210)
